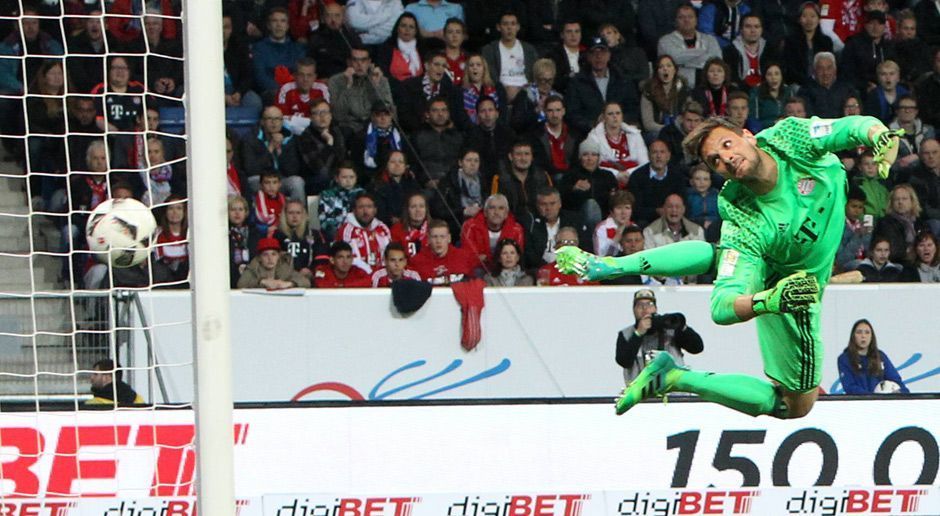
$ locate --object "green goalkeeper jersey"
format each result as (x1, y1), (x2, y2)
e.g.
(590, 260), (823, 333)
(717, 116), (882, 285)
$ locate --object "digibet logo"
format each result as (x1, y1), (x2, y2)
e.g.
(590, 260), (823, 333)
(274, 497), (421, 516)
(98, 498), (254, 516)
(617, 490), (759, 515)
(786, 488), (928, 515)
(446, 494), (591, 515)
(0, 501), (76, 516)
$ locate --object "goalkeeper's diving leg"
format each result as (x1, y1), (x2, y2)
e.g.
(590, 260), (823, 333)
(615, 250), (823, 420)
(555, 241), (717, 281)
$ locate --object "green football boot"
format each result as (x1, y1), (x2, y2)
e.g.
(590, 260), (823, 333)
(615, 351), (687, 415)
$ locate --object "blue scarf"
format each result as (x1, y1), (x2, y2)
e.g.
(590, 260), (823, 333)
(363, 123), (402, 168)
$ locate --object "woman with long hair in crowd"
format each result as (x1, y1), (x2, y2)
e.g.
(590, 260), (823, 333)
(902, 230), (940, 283)
(781, 1), (833, 86)
(376, 12), (425, 83)
(27, 60), (67, 206)
(838, 319), (909, 394)
(390, 191), (430, 257)
(747, 62), (796, 131)
(456, 53), (506, 128)
(152, 195), (189, 286)
(873, 184), (928, 264)
(373, 150), (420, 225)
(639, 54), (689, 138)
(690, 57), (738, 118)
(484, 238), (534, 286)
(228, 195), (261, 287)
(587, 101), (648, 184)
(275, 199), (330, 281)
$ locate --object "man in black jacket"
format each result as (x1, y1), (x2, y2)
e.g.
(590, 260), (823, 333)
(565, 36), (639, 134)
(524, 186), (591, 270)
(557, 138), (618, 228)
(88, 359), (143, 406)
(615, 289), (703, 384)
(393, 52), (456, 133)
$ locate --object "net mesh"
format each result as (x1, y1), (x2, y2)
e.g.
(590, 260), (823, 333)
(0, 1), (194, 500)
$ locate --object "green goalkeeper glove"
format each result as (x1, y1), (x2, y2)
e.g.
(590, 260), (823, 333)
(872, 128), (905, 180)
(751, 271), (819, 315)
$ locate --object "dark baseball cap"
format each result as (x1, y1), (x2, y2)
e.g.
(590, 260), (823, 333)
(371, 100), (392, 114)
(588, 36), (609, 51)
(865, 10), (887, 23)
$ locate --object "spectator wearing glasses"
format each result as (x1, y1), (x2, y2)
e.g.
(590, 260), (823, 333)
(287, 98), (347, 195)
(510, 58), (561, 134)
(535, 226), (598, 286)
(888, 97), (935, 171)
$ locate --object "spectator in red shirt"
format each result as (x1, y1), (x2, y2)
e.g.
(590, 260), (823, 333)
(536, 226), (598, 286)
(390, 192), (430, 256)
(335, 192), (392, 273)
(277, 57), (330, 134)
(253, 171), (286, 236)
(371, 242), (422, 287)
(314, 241), (372, 288)
(410, 219), (481, 285)
(460, 193), (526, 270)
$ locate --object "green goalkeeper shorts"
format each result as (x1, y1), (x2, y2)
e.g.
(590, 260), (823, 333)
(754, 305), (823, 393)
(713, 248), (824, 393)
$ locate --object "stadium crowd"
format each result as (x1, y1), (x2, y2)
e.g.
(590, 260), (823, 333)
(2, 0), (939, 290)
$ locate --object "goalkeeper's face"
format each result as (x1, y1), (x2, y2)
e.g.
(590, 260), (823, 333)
(700, 126), (761, 182)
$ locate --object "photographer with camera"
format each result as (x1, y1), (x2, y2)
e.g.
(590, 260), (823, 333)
(615, 289), (703, 384)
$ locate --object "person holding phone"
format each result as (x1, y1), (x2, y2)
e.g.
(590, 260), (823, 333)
(836, 186), (874, 272)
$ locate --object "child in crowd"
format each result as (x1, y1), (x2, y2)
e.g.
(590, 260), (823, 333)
(856, 237), (905, 282)
(253, 171), (286, 236)
(851, 151), (889, 218)
(236, 237), (311, 290)
(318, 162), (364, 240)
(685, 165), (719, 230)
(863, 60), (908, 124)
(836, 187), (873, 273)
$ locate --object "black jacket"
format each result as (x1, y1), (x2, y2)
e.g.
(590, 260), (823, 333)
(91, 381), (141, 406)
(491, 166), (554, 226)
(372, 174), (422, 225)
(308, 26), (362, 79)
(529, 124), (581, 180)
(840, 33), (896, 93)
(565, 68), (639, 134)
(781, 29), (833, 86)
(615, 317), (703, 369)
(627, 164), (689, 226)
(557, 164), (619, 217)
(393, 75), (457, 133)
(282, 125), (347, 194)
(463, 123), (518, 184)
(523, 210), (592, 270)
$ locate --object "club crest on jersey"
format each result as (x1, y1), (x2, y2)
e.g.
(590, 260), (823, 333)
(810, 121), (833, 138)
(797, 178), (816, 195)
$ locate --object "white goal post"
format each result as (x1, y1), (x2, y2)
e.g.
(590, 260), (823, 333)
(182, 1), (235, 514)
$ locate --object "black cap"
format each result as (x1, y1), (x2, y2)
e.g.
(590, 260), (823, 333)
(865, 10), (887, 23)
(371, 100), (392, 114)
(588, 36), (609, 51)
(391, 279), (432, 315)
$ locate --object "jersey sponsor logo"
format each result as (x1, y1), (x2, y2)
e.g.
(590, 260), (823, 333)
(718, 249), (739, 277)
(810, 121), (833, 138)
(797, 178), (816, 195)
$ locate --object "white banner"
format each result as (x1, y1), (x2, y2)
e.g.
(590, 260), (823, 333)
(5, 488), (939, 516)
(131, 285), (940, 403)
(0, 401), (937, 499)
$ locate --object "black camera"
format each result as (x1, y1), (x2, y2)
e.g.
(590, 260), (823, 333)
(650, 313), (686, 331)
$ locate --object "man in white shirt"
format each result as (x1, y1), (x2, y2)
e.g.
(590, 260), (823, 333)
(481, 11), (537, 102)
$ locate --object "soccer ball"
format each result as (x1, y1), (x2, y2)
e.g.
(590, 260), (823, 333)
(85, 198), (157, 268)
(873, 380), (901, 394)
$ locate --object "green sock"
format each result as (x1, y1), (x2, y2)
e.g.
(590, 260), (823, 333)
(608, 241), (716, 277)
(671, 369), (785, 417)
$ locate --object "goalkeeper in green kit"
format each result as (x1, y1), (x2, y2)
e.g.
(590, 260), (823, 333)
(556, 116), (902, 419)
